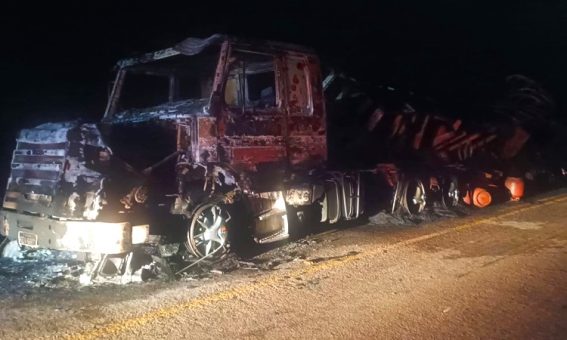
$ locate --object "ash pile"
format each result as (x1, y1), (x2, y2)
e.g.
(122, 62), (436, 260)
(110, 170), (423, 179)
(0, 236), (257, 292)
(0, 238), (84, 295)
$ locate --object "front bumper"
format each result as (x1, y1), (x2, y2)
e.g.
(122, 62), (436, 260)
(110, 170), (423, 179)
(1, 210), (134, 254)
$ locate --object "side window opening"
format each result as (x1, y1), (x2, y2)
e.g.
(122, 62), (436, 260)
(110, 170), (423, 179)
(224, 51), (277, 111)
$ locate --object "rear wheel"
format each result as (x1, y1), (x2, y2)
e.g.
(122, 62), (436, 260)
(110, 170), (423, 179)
(442, 176), (460, 208)
(397, 178), (427, 215)
(187, 203), (230, 259)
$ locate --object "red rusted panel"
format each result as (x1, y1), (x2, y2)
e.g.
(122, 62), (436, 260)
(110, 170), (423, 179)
(288, 116), (325, 135)
(286, 57), (311, 115)
(232, 147), (285, 164)
(308, 57), (325, 120)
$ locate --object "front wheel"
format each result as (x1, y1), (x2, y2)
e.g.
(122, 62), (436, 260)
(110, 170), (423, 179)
(187, 203), (230, 259)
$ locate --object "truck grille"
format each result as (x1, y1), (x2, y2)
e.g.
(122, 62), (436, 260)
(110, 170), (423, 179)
(3, 129), (68, 214)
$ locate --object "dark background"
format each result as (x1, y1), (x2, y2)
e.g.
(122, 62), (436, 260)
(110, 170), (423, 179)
(0, 0), (566, 173)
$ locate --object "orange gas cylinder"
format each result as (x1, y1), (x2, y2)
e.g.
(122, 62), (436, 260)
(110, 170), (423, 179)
(504, 177), (525, 201)
(472, 187), (492, 208)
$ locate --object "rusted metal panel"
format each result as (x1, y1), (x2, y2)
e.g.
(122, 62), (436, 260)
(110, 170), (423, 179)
(288, 116), (325, 135)
(232, 147), (286, 164)
(196, 117), (218, 163)
(306, 55), (325, 119)
(225, 115), (284, 137)
(286, 56), (312, 115)
(198, 116), (216, 138)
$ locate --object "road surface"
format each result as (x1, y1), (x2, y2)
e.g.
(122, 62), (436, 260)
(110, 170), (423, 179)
(1, 191), (567, 339)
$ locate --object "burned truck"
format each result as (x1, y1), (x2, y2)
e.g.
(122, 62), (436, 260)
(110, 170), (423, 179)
(0, 34), (561, 265)
(0, 34), (362, 262)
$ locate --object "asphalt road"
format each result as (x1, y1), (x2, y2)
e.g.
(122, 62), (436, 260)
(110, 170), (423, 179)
(1, 191), (567, 339)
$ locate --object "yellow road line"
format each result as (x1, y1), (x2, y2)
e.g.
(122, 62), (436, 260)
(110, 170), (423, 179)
(68, 194), (567, 339)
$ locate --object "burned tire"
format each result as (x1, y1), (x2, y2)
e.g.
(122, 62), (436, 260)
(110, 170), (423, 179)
(398, 178), (427, 216)
(187, 203), (230, 259)
(441, 176), (460, 208)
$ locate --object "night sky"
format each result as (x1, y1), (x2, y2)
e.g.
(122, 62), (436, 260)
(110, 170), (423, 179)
(1, 1), (566, 174)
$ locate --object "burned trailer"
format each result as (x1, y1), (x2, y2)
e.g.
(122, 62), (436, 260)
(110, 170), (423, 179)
(0, 35), (365, 262)
(323, 71), (567, 213)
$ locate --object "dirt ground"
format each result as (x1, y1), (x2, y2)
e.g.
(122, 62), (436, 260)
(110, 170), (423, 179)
(1, 190), (567, 339)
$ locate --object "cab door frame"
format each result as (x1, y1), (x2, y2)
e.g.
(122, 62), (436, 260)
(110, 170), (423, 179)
(214, 43), (290, 173)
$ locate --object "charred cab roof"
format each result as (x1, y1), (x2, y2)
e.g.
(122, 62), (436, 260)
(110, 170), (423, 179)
(116, 34), (316, 69)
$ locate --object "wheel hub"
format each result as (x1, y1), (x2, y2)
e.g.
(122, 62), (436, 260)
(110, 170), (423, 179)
(188, 204), (230, 258)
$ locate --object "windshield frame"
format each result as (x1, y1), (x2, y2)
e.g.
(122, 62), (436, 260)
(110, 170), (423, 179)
(103, 46), (223, 122)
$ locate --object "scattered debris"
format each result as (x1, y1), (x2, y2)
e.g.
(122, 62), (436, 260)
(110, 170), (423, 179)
(0, 245), (84, 295)
(369, 203), (464, 227)
(1, 240), (23, 259)
(158, 243), (181, 258)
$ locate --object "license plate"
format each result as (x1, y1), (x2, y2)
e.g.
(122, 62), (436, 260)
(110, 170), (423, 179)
(18, 231), (38, 247)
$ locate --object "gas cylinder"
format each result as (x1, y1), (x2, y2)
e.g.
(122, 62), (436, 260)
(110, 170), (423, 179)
(472, 187), (492, 208)
(504, 177), (525, 201)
